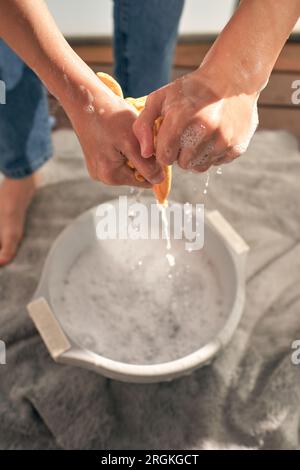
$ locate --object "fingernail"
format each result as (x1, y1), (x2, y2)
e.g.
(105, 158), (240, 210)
(142, 152), (153, 158)
(141, 144), (152, 158)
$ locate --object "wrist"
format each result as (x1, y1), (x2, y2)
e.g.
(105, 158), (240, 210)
(196, 48), (270, 97)
(38, 44), (108, 113)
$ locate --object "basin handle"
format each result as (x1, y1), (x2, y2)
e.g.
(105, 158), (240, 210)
(27, 297), (71, 360)
(206, 210), (249, 258)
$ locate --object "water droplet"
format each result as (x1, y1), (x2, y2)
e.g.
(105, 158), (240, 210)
(166, 253), (176, 267)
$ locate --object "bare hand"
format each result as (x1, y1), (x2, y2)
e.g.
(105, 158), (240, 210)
(133, 67), (259, 172)
(64, 79), (164, 187)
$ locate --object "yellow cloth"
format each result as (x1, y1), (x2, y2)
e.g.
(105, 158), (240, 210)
(96, 72), (172, 205)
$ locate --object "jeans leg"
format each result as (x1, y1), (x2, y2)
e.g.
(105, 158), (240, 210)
(113, 0), (184, 97)
(0, 40), (52, 179)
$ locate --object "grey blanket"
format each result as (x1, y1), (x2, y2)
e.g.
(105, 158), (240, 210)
(0, 129), (300, 450)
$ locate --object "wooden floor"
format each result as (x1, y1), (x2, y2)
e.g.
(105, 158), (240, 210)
(50, 40), (300, 138)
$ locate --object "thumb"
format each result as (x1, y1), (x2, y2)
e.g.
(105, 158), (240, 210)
(133, 90), (164, 158)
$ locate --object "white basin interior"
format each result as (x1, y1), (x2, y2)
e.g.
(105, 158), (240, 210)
(37, 198), (240, 368)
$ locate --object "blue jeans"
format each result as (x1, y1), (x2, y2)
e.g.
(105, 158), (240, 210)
(0, 41), (53, 179)
(113, 0), (184, 97)
(0, 0), (184, 179)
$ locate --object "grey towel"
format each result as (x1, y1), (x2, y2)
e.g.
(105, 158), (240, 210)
(0, 129), (300, 450)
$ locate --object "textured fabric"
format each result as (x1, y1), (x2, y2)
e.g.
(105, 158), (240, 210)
(0, 40), (52, 179)
(113, 0), (184, 97)
(0, 128), (300, 450)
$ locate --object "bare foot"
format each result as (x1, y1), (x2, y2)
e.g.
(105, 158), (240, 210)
(0, 174), (40, 266)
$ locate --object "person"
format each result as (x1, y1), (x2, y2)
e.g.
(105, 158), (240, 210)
(0, 0), (184, 265)
(0, 0), (299, 266)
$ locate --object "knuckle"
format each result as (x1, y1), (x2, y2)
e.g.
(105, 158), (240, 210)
(190, 153), (211, 168)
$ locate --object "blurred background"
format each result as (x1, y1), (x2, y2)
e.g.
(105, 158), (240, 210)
(45, 0), (300, 137)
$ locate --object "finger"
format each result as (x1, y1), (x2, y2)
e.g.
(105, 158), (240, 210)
(190, 162), (212, 173)
(212, 145), (245, 166)
(133, 90), (164, 158)
(178, 147), (210, 170)
(212, 153), (227, 165)
(122, 139), (164, 184)
(112, 164), (152, 188)
(178, 135), (214, 170)
(88, 153), (151, 187)
(155, 113), (182, 166)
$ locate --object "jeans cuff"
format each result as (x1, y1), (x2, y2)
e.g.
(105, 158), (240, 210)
(1, 150), (53, 180)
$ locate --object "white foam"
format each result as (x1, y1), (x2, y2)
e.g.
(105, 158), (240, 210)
(180, 125), (206, 149)
(53, 237), (225, 365)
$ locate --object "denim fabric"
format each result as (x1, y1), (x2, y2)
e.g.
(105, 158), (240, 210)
(113, 0), (184, 97)
(0, 40), (52, 179)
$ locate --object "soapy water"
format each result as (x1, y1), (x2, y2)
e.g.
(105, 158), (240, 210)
(51, 160), (225, 364)
(180, 124), (206, 149)
(158, 203), (172, 251)
(53, 235), (226, 365)
(128, 185), (174, 259)
(203, 172), (210, 195)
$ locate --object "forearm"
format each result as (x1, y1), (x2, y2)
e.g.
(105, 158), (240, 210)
(0, 0), (107, 106)
(201, 0), (300, 93)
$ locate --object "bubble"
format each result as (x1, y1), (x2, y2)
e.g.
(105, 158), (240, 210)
(180, 125), (206, 149)
(190, 153), (210, 167)
(85, 104), (95, 113)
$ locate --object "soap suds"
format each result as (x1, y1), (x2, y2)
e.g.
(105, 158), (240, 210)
(180, 125), (206, 149)
(52, 237), (226, 365)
